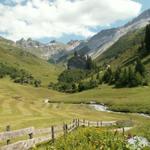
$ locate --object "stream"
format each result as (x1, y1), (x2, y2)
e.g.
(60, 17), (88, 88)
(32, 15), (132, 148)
(89, 102), (150, 148)
(89, 103), (150, 119)
(46, 99), (150, 119)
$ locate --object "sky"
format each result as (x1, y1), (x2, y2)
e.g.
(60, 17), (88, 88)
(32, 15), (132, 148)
(0, 0), (149, 43)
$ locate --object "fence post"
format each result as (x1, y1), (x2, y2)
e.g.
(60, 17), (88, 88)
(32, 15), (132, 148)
(6, 125), (10, 145)
(101, 121), (102, 127)
(74, 119), (76, 128)
(63, 124), (66, 137)
(97, 121), (99, 127)
(75, 119), (78, 128)
(88, 121), (90, 127)
(63, 123), (68, 137)
(78, 119), (80, 127)
(66, 124), (68, 134)
(51, 126), (55, 143)
(83, 119), (85, 126)
(122, 127), (125, 136)
(73, 119), (75, 128)
(29, 132), (33, 139)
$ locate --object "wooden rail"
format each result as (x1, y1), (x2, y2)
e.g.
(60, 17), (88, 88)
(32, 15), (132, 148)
(0, 119), (117, 150)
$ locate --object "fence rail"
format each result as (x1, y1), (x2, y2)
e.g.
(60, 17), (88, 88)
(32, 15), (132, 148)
(0, 119), (117, 150)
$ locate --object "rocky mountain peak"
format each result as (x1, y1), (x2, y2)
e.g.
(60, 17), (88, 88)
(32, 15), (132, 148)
(16, 38), (43, 48)
(27, 38), (32, 42)
(66, 40), (81, 51)
(15, 37), (81, 61)
(50, 40), (56, 43)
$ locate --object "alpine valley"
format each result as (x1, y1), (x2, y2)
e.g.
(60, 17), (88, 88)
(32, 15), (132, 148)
(0, 7), (150, 150)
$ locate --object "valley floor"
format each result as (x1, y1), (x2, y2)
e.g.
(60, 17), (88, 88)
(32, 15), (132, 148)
(0, 78), (149, 143)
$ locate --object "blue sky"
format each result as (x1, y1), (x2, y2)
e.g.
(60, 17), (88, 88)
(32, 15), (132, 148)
(0, 0), (149, 43)
(47, 0), (150, 43)
(136, 0), (149, 11)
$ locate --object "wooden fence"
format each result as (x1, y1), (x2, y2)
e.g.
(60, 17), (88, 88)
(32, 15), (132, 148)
(0, 119), (117, 150)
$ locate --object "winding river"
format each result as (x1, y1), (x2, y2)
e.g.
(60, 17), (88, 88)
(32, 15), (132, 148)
(89, 103), (150, 119)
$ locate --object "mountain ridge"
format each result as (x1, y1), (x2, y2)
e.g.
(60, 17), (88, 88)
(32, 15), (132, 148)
(75, 9), (150, 59)
(16, 38), (81, 61)
(1, 9), (150, 63)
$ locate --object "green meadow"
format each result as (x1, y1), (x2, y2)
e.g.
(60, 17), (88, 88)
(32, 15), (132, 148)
(0, 78), (128, 131)
(0, 78), (149, 143)
(51, 84), (150, 114)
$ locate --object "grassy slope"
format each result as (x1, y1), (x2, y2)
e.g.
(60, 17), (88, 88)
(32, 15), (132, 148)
(96, 27), (150, 78)
(96, 28), (145, 67)
(0, 38), (64, 86)
(0, 78), (128, 131)
(0, 79), (149, 144)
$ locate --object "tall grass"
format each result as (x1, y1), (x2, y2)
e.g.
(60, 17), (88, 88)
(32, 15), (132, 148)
(36, 128), (149, 150)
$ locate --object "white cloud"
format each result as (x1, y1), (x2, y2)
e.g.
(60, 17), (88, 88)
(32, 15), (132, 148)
(0, 0), (142, 41)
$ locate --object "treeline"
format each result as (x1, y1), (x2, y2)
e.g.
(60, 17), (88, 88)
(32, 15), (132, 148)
(49, 57), (148, 93)
(102, 58), (148, 88)
(0, 63), (41, 87)
(58, 69), (88, 83)
(48, 69), (99, 93)
(48, 78), (99, 93)
(49, 58), (148, 93)
(48, 52), (99, 93)
(78, 79), (99, 92)
(139, 24), (150, 56)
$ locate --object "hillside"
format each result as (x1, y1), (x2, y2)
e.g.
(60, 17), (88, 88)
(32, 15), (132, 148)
(0, 37), (64, 86)
(96, 27), (150, 77)
(96, 28), (145, 66)
(74, 9), (150, 59)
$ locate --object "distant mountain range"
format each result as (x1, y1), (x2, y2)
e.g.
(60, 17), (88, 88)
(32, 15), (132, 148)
(16, 38), (81, 61)
(1, 9), (150, 63)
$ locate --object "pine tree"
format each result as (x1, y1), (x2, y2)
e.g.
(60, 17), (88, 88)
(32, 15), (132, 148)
(145, 24), (150, 53)
(115, 68), (128, 87)
(135, 72), (143, 85)
(102, 68), (112, 83)
(96, 73), (100, 80)
(122, 68), (129, 86)
(128, 67), (136, 87)
(86, 55), (93, 70)
(72, 83), (77, 92)
(114, 67), (121, 82)
(74, 51), (78, 57)
(135, 58), (145, 77)
(78, 82), (85, 92)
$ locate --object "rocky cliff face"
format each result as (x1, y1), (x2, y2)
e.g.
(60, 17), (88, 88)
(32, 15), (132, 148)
(75, 9), (150, 59)
(16, 39), (81, 61)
